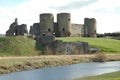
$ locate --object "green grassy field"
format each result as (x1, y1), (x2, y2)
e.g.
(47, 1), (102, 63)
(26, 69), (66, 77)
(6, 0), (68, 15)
(0, 37), (120, 56)
(0, 36), (39, 56)
(56, 37), (120, 53)
(74, 71), (120, 80)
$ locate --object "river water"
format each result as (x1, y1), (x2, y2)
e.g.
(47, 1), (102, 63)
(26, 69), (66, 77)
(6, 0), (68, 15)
(0, 61), (120, 80)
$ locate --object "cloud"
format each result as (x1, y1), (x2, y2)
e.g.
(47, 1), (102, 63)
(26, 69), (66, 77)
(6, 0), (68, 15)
(0, 0), (60, 34)
(85, 0), (120, 13)
(50, 0), (99, 11)
(0, 0), (120, 34)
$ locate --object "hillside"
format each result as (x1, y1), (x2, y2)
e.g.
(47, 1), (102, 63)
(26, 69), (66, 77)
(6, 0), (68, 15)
(0, 37), (120, 56)
(56, 37), (120, 53)
(0, 36), (39, 56)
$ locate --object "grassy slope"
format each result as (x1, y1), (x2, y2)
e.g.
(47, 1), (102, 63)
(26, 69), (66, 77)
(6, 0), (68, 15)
(56, 37), (120, 53)
(0, 36), (39, 56)
(74, 71), (120, 80)
(0, 37), (120, 56)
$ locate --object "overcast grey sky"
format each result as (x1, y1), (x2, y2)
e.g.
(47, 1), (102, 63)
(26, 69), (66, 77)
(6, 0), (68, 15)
(0, 0), (120, 34)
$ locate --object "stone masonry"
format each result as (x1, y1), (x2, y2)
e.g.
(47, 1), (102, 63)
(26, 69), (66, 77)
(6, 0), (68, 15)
(5, 13), (96, 55)
(6, 18), (28, 36)
(33, 13), (92, 54)
(30, 13), (97, 38)
(36, 38), (89, 54)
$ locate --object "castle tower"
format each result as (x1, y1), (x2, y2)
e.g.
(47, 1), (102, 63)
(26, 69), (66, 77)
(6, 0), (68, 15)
(21, 24), (28, 34)
(57, 13), (71, 37)
(15, 18), (18, 25)
(40, 13), (54, 37)
(84, 18), (97, 37)
(32, 23), (40, 35)
(15, 24), (28, 36)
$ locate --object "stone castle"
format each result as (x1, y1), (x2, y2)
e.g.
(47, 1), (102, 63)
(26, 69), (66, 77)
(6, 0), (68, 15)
(29, 13), (97, 38)
(6, 18), (28, 36)
(5, 13), (97, 54)
(6, 13), (97, 38)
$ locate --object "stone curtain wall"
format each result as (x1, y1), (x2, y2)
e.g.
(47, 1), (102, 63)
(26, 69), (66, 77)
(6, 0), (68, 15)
(36, 39), (89, 55)
(70, 24), (84, 37)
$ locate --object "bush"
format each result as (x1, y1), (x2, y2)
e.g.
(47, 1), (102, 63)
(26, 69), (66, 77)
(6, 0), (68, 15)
(93, 53), (107, 62)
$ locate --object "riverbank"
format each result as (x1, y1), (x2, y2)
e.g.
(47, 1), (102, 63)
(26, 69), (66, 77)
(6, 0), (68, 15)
(0, 54), (120, 74)
(74, 71), (120, 80)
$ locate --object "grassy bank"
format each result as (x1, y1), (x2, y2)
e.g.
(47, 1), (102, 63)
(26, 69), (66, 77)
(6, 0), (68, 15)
(0, 54), (120, 74)
(0, 55), (91, 74)
(0, 37), (120, 56)
(56, 37), (120, 53)
(0, 36), (39, 56)
(74, 71), (120, 80)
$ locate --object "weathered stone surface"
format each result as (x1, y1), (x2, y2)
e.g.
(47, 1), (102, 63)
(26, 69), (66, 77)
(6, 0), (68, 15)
(38, 36), (55, 45)
(29, 13), (97, 38)
(89, 48), (99, 53)
(36, 38), (90, 55)
(71, 24), (84, 37)
(84, 18), (97, 37)
(52, 41), (89, 54)
(6, 18), (28, 36)
(6, 30), (14, 36)
(6, 18), (18, 36)
(56, 13), (71, 37)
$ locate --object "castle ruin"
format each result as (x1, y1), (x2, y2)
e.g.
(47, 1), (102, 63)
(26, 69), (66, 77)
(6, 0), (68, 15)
(5, 13), (97, 54)
(6, 18), (28, 36)
(32, 13), (94, 54)
(6, 13), (97, 38)
(29, 13), (97, 38)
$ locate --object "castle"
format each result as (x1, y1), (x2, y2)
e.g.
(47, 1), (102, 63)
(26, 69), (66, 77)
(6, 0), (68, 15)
(6, 13), (97, 38)
(6, 18), (28, 36)
(5, 13), (97, 54)
(29, 13), (97, 38)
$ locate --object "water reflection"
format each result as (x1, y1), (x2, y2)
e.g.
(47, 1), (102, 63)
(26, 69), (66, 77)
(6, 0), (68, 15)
(0, 61), (120, 80)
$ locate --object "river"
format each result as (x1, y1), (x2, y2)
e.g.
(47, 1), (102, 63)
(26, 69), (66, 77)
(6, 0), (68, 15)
(0, 61), (120, 80)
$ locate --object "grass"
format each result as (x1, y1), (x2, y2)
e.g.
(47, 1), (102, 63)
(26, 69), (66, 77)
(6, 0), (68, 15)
(0, 55), (92, 74)
(0, 37), (120, 56)
(0, 36), (39, 56)
(56, 37), (120, 53)
(74, 71), (120, 80)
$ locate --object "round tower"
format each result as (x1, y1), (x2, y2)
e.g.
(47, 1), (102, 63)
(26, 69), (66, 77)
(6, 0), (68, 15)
(84, 18), (89, 37)
(84, 18), (97, 37)
(40, 13), (54, 36)
(57, 13), (71, 37)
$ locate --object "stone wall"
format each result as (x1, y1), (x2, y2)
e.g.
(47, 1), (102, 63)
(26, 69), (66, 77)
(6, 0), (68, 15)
(6, 18), (28, 36)
(29, 23), (40, 39)
(36, 38), (89, 55)
(71, 24), (84, 37)
(52, 40), (89, 54)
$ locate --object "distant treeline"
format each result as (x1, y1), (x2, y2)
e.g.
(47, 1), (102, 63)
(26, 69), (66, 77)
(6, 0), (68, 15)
(97, 32), (120, 37)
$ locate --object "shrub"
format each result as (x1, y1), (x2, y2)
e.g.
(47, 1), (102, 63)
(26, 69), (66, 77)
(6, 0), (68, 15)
(93, 53), (107, 62)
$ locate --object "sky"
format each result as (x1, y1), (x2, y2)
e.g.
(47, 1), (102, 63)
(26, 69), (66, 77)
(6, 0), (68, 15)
(0, 0), (120, 34)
